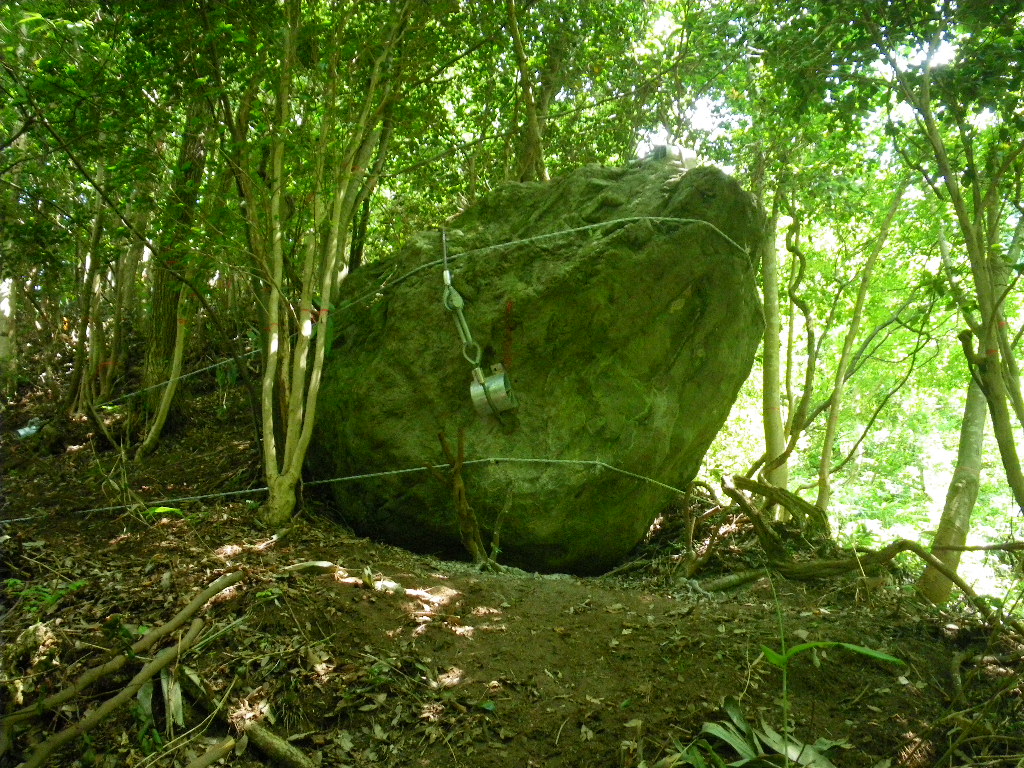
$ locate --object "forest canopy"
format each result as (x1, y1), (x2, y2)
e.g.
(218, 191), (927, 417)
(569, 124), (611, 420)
(2, 0), (1024, 601)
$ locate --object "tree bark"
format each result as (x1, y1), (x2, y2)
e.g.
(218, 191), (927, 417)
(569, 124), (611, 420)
(141, 96), (209, 439)
(506, 0), (547, 182)
(103, 187), (155, 400)
(761, 209), (789, 490)
(136, 288), (189, 461)
(64, 166), (107, 415)
(0, 279), (15, 397)
(918, 378), (986, 604)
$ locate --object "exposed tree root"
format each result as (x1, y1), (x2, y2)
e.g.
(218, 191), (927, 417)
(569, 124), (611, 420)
(710, 478), (1024, 635)
(732, 475), (830, 537)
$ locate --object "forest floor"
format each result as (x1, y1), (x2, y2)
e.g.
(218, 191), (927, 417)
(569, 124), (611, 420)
(1, 390), (1023, 768)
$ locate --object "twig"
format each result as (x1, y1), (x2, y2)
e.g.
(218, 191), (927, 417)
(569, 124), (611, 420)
(17, 619), (205, 768)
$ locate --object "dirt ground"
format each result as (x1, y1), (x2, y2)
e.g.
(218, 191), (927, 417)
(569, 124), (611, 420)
(1, 391), (1023, 768)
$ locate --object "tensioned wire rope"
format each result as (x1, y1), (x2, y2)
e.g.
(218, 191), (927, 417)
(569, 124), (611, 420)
(49, 457), (691, 518)
(20, 215), (750, 521)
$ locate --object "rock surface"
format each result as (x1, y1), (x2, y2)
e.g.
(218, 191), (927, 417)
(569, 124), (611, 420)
(307, 161), (765, 574)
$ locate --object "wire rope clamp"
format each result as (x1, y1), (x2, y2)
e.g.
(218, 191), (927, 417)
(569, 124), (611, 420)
(470, 363), (518, 419)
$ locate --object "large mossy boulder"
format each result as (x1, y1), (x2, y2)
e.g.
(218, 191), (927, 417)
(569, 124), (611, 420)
(307, 160), (765, 574)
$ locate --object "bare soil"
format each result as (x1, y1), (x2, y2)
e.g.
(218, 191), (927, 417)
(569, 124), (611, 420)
(1, 391), (1022, 768)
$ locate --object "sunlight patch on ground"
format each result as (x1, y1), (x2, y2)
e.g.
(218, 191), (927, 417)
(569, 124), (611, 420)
(405, 584), (462, 637)
(216, 533), (281, 562)
(433, 666), (463, 689)
(229, 693), (271, 729)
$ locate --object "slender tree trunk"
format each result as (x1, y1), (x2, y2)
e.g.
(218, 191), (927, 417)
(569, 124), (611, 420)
(816, 184), (904, 510)
(918, 379), (986, 604)
(65, 166), (107, 415)
(347, 109), (393, 274)
(103, 188), (154, 400)
(1, 115), (30, 399)
(141, 97), (209, 440)
(761, 209), (789, 490)
(890, 49), (1024, 510)
(81, 257), (108, 409)
(136, 288), (189, 461)
(506, 0), (547, 182)
(259, 1), (409, 526)
(0, 278), (15, 397)
(259, 0), (301, 524)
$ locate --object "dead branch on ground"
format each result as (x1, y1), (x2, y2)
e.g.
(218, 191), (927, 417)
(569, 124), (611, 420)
(0, 570), (245, 730)
(16, 619), (205, 768)
(178, 672), (317, 768)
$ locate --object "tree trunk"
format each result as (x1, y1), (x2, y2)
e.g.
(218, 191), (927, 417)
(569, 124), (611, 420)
(258, 0), (409, 527)
(761, 209), (789, 490)
(506, 0), (547, 182)
(891, 49), (1024, 510)
(64, 167), (107, 415)
(103, 188), (154, 400)
(136, 288), (189, 461)
(918, 379), (986, 604)
(0, 279), (15, 397)
(141, 97), (209, 439)
(816, 184), (904, 510)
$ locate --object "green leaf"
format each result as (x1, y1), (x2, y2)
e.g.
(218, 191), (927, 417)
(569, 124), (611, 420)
(757, 721), (837, 768)
(722, 696), (758, 743)
(761, 642), (904, 668)
(761, 645), (787, 668)
(144, 506), (183, 517)
(833, 643), (904, 665)
(700, 722), (758, 761)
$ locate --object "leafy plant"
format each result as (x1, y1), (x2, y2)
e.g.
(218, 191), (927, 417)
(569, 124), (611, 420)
(131, 678), (164, 755)
(658, 697), (854, 767)
(3, 578), (86, 613)
(656, 629), (905, 767)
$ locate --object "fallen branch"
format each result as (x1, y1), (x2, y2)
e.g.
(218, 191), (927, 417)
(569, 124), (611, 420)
(185, 736), (235, 768)
(1, 570), (245, 729)
(179, 668), (317, 768)
(701, 569), (763, 592)
(17, 619), (205, 768)
(244, 721), (316, 768)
